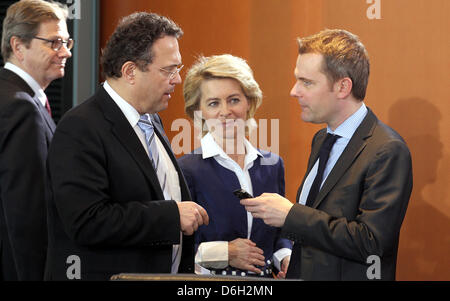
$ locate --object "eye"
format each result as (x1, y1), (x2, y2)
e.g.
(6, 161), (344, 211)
(229, 97), (240, 104)
(165, 67), (177, 73)
(302, 79), (312, 86)
(207, 100), (219, 107)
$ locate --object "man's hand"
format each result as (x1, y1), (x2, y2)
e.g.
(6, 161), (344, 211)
(177, 202), (209, 235)
(240, 193), (293, 227)
(228, 238), (265, 274)
(275, 255), (290, 279)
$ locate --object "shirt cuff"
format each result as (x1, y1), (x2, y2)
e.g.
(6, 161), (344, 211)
(195, 241), (228, 269)
(273, 248), (292, 271)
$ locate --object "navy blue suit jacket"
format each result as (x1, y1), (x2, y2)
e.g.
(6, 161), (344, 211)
(178, 149), (292, 275)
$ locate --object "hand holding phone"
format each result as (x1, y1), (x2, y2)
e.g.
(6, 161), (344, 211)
(233, 189), (253, 199)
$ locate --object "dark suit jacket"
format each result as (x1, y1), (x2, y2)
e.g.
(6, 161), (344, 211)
(283, 108), (412, 280)
(0, 68), (55, 280)
(178, 150), (292, 275)
(45, 86), (194, 280)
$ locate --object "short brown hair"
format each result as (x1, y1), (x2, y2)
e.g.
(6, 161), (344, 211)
(297, 29), (370, 100)
(100, 12), (183, 79)
(1, 0), (68, 61)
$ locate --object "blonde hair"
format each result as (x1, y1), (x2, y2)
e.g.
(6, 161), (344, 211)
(183, 54), (262, 132)
(2, 0), (68, 61)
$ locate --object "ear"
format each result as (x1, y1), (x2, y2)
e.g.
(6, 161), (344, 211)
(335, 77), (353, 99)
(10, 36), (25, 61)
(121, 61), (137, 84)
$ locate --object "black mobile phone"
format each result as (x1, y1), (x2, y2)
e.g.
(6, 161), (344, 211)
(233, 189), (253, 199)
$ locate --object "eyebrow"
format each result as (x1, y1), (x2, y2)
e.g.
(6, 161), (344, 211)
(227, 93), (242, 99)
(161, 63), (182, 69)
(297, 76), (315, 82)
(205, 93), (242, 102)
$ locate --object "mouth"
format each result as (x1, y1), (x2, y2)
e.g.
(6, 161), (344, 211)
(222, 119), (246, 129)
(54, 62), (66, 68)
(164, 89), (175, 98)
(220, 119), (233, 127)
(298, 100), (308, 109)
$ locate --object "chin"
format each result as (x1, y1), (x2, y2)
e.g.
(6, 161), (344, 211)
(155, 103), (169, 114)
(300, 113), (310, 122)
(224, 129), (246, 141)
(50, 71), (65, 81)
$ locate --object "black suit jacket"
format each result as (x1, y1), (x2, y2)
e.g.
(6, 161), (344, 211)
(0, 68), (55, 280)
(45, 86), (194, 280)
(283, 108), (412, 280)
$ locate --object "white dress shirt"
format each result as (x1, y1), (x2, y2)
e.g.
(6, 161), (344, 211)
(103, 81), (182, 273)
(4, 62), (47, 107)
(298, 103), (368, 205)
(195, 133), (291, 274)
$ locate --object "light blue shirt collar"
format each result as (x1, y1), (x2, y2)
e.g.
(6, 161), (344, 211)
(327, 103), (368, 139)
(298, 102), (368, 205)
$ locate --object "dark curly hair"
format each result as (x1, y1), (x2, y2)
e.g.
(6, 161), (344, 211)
(100, 12), (183, 79)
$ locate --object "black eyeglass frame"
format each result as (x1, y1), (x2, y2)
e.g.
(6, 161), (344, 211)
(33, 36), (74, 51)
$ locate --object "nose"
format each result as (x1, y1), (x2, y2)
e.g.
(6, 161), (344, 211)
(58, 45), (72, 58)
(290, 81), (301, 98)
(219, 103), (231, 118)
(169, 72), (182, 85)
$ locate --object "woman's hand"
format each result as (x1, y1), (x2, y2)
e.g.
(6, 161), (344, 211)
(228, 238), (265, 274)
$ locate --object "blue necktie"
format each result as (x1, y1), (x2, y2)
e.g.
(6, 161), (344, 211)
(137, 115), (167, 195)
(137, 115), (180, 270)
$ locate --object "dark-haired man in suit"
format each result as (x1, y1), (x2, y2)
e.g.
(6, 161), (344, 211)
(45, 12), (208, 280)
(0, 0), (72, 280)
(242, 29), (412, 280)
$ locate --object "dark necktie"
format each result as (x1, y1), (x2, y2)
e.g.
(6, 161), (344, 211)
(286, 133), (340, 279)
(305, 133), (340, 207)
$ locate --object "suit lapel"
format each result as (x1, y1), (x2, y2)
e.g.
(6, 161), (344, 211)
(97, 88), (165, 199)
(295, 130), (327, 203)
(312, 109), (378, 208)
(33, 96), (56, 134)
(0, 68), (56, 134)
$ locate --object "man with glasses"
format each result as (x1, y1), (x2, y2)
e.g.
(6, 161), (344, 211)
(0, 0), (72, 280)
(45, 12), (208, 280)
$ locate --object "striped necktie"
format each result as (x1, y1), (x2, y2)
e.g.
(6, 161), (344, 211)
(137, 114), (167, 197)
(138, 115), (180, 272)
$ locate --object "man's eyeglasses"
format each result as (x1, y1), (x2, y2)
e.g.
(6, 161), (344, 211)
(34, 37), (74, 51)
(159, 65), (184, 80)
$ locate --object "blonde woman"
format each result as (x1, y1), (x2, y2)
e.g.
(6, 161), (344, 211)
(178, 54), (291, 278)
